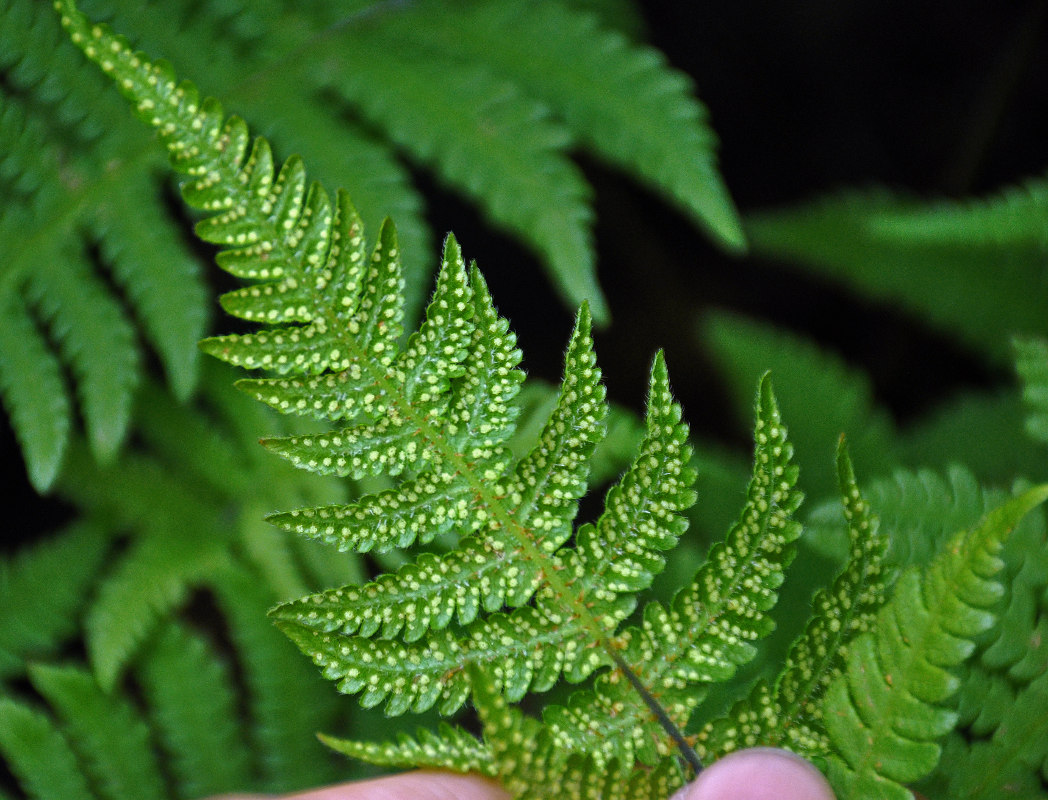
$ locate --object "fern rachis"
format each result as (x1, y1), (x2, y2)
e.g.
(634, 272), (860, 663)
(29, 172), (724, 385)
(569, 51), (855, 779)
(54, 2), (1048, 799)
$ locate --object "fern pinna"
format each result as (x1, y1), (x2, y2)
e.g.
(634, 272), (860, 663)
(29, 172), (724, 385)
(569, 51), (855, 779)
(58, 2), (1048, 799)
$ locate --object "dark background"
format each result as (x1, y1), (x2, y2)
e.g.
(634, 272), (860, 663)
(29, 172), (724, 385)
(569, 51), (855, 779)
(8, 0), (1048, 539)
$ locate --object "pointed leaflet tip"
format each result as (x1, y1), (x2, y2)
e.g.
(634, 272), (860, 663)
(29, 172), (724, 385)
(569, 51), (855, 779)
(836, 434), (855, 489)
(576, 299), (592, 335)
(756, 370), (780, 423)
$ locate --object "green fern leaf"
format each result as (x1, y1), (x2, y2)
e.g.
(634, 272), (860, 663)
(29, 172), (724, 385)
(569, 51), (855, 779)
(0, 523), (110, 679)
(91, 182), (207, 401)
(0, 698), (95, 800)
(821, 483), (1048, 799)
(470, 668), (683, 800)
(84, 524), (230, 690)
(58, 6), (789, 792)
(860, 173), (1048, 248)
(943, 669), (1048, 799)
(0, 0), (211, 488)
(318, 723), (494, 776)
(379, 0), (744, 254)
(697, 440), (887, 758)
(54, 447), (235, 689)
(271, 308), (617, 716)
(72, 5), (1048, 799)
(28, 663), (167, 800)
(23, 245), (140, 462)
(213, 565), (343, 793)
(136, 620), (254, 799)
(0, 284), (73, 491)
(539, 375), (800, 768)
(320, 33), (602, 321)
(745, 187), (1048, 363)
(863, 465), (988, 571)
(912, 478), (1048, 799)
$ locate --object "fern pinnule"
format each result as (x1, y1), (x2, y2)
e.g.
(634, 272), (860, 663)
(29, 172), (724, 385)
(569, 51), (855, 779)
(0, 522), (110, 680)
(23, 245), (140, 461)
(0, 697), (94, 800)
(319, 34), (602, 321)
(940, 668), (1048, 799)
(862, 173), (1048, 248)
(91, 181), (207, 401)
(214, 567), (345, 793)
(0, 284), (74, 491)
(137, 621), (253, 799)
(470, 665), (686, 800)
(53, 443), (233, 690)
(318, 722), (494, 776)
(27, 663), (167, 800)
(1015, 335), (1048, 445)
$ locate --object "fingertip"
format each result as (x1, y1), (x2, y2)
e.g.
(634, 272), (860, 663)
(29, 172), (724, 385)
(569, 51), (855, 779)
(675, 748), (836, 800)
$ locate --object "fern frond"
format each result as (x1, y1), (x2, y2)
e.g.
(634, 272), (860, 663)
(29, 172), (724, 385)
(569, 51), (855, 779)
(59, 6), (792, 792)
(538, 375), (800, 768)
(912, 479), (1048, 799)
(320, 35), (601, 321)
(745, 187), (1048, 363)
(697, 440), (887, 758)
(83, 523), (230, 691)
(862, 465), (988, 570)
(821, 483), (1048, 799)
(0, 0), (210, 489)
(942, 669), (1048, 799)
(28, 663), (166, 800)
(0, 697), (94, 800)
(54, 444), (234, 689)
(861, 173), (1048, 248)
(0, 522), (110, 680)
(136, 620), (253, 800)
(91, 181), (208, 401)
(379, 0), (744, 254)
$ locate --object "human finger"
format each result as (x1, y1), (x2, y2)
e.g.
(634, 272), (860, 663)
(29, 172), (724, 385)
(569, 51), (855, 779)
(672, 747), (837, 800)
(211, 770), (510, 800)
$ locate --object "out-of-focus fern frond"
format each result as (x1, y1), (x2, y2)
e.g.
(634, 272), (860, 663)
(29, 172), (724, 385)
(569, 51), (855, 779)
(701, 311), (896, 498)
(0, 0), (208, 491)
(745, 187), (1048, 364)
(0, 522), (110, 680)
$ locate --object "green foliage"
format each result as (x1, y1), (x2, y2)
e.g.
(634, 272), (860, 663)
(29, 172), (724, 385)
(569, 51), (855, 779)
(6, 2), (1048, 800)
(0, 0), (741, 492)
(0, 0), (208, 491)
(744, 186), (1048, 365)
